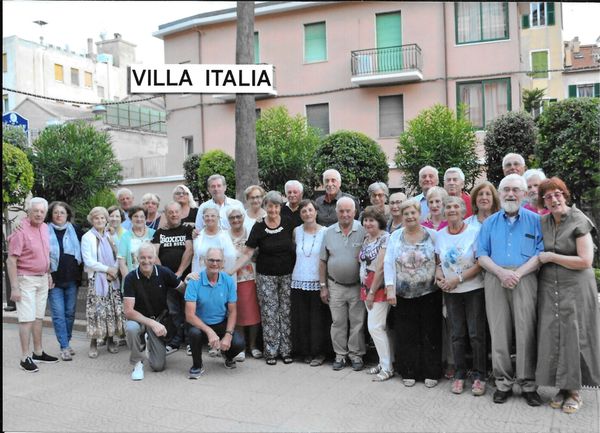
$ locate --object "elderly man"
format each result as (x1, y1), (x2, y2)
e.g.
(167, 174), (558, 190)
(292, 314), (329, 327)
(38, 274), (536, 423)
(315, 169), (360, 227)
(117, 188), (134, 230)
(185, 248), (245, 379)
(443, 167), (473, 218)
(413, 166), (439, 222)
(281, 180), (303, 227)
(7, 197), (58, 372)
(319, 197), (366, 371)
(477, 174), (543, 406)
(152, 202), (194, 354)
(502, 153), (527, 177)
(123, 243), (187, 380)
(195, 174), (245, 231)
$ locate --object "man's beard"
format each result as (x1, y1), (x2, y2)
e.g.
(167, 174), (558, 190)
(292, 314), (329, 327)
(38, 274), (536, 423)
(501, 199), (520, 214)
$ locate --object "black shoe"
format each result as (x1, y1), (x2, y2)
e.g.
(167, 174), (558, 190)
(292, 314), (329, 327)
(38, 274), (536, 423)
(493, 389), (513, 404)
(20, 356), (39, 372)
(350, 357), (364, 371)
(224, 358), (237, 369)
(32, 351), (59, 364)
(522, 391), (543, 407)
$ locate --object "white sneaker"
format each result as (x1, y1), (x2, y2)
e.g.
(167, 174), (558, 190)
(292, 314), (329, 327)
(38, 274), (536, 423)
(424, 378), (438, 388)
(131, 361), (144, 381)
(234, 351), (246, 362)
(403, 378), (416, 387)
(208, 347), (220, 357)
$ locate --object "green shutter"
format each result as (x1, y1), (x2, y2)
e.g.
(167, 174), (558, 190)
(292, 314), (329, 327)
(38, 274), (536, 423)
(547, 2), (555, 25)
(522, 14), (530, 29)
(531, 52), (548, 79)
(304, 22), (326, 62)
(376, 12), (402, 72)
(594, 83), (600, 97)
(254, 32), (259, 64)
(568, 85), (577, 98)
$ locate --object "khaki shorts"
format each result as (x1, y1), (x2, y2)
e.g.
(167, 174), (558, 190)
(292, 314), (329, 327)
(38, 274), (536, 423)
(16, 275), (49, 322)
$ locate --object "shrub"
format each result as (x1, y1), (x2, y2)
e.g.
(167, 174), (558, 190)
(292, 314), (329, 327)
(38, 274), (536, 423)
(71, 188), (119, 227)
(2, 142), (34, 206)
(395, 104), (480, 193)
(522, 88), (545, 117)
(196, 150), (236, 202)
(483, 111), (537, 187)
(2, 124), (28, 150)
(183, 153), (202, 202)
(313, 131), (388, 205)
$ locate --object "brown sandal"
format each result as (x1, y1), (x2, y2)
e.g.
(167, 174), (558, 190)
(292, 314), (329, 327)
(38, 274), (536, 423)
(562, 394), (582, 414)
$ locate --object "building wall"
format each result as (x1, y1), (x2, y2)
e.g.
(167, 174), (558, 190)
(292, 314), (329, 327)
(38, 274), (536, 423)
(562, 71), (600, 97)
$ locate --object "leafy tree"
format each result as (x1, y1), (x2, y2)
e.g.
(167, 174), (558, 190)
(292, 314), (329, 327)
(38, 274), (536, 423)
(256, 106), (322, 196)
(71, 188), (119, 227)
(313, 131), (388, 205)
(522, 88), (545, 117)
(196, 150), (236, 202)
(183, 153), (202, 202)
(28, 121), (122, 206)
(2, 124), (28, 150)
(483, 111), (537, 187)
(2, 142), (34, 207)
(395, 104), (480, 193)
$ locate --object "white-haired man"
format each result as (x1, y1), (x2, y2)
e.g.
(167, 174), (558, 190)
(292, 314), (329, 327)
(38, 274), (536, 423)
(443, 167), (473, 218)
(8, 197), (59, 372)
(477, 174), (543, 406)
(502, 153), (527, 177)
(413, 166), (439, 222)
(117, 188), (134, 230)
(194, 174), (244, 231)
(281, 180), (304, 227)
(315, 169), (360, 227)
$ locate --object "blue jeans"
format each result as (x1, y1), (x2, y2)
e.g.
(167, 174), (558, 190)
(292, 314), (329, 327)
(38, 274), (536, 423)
(48, 281), (78, 350)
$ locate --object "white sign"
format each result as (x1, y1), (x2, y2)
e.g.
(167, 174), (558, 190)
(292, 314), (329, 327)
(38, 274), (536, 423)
(129, 64), (274, 94)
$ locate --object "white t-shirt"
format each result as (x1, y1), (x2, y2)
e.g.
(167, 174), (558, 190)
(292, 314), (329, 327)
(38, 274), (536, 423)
(435, 224), (483, 293)
(192, 230), (237, 275)
(463, 214), (481, 230)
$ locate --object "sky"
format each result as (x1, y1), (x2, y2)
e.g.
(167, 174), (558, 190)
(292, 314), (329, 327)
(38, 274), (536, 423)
(3, 1), (600, 65)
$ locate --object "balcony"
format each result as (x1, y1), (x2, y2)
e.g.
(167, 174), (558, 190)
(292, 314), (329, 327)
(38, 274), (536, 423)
(351, 44), (423, 86)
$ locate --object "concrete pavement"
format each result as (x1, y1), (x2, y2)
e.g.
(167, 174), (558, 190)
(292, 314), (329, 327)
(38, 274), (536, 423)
(3, 319), (599, 432)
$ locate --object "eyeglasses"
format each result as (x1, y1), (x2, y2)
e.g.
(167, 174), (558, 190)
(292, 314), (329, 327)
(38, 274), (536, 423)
(503, 161), (523, 167)
(174, 191), (187, 196)
(207, 259), (223, 264)
(228, 215), (243, 220)
(542, 191), (564, 201)
(501, 187), (523, 194)
(249, 195), (263, 200)
(389, 200), (404, 205)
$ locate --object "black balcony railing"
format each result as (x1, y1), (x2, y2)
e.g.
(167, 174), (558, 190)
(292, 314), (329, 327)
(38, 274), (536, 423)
(351, 44), (422, 76)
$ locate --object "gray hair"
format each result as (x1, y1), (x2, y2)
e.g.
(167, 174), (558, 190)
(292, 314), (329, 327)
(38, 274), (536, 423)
(29, 197), (48, 211)
(138, 242), (156, 258)
(523, 168), (546, 182)
(499, 174), (527, 191)
(226, 206), (245, 219)
(87, 206), (109, 224)
(116, 188), (133, 199)
(419, 165), (439, 179)
(205, 247), (225, 260)
(398, 198), (421, 215)
(442, 195), (467, 218)
(335, 196), (356, 211)
(164, 201), (182, 212)
(444, 167), (465, 182)
(426, 186), (449, 202)
(172, 184), (198, 208)
(322, 169), (341, 183)
(207, 174), (226, 187)
(264, 190), (284, 206)
(367, 182), (389, 198)
(284, 180), (304, 195)
(502, 153), (525, 168)
(202, 202), (220, 216)
(141, 193), (160, 205)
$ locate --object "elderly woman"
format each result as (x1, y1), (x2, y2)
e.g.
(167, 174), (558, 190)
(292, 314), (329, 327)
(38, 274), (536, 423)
(384, 199), (441, 387)
(387, 192), (407, 233)
(361, 206), (394, 381)
(173, 184), (199, 227)
(435, 196), (486, 396)
(523, 169), (550, 216)
(107, 205), (125, 251)
(46, 201), (83, 361)
(366, 182), (390, 218)
(81, 206), (126, 358)
(141, 193), (162, 230)
(227, 207), (262, 360)
(243, 185), (267, 232)
(118, 206), (156, 277)
(464, 181), (500, 229)
(422, 186), (448, 231)
(290, 199), (329, 366)
(536, 178), (600, 414)
(192, 204), (236, 275)
(232, 191), (295, 365)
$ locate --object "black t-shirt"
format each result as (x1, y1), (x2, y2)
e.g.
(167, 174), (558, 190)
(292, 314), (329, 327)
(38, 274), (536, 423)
(181, 207), (198, 228)
(151, 224), (193, 276)
(281, 205), (303, 228)
(246, 218), (295, 275)
(51, 225), (84, 285)
(123, 265), (180, 318)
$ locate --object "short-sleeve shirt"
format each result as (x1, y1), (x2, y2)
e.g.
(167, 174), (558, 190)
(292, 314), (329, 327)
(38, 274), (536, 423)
(246, 218), (295, 276)
(320, 220), (366, 285)
(118, 228), (156, 272)
(123, 265), (180, 318)
(435, 224), (483, 293)
(151, 224), (193, 275)
(281, 205), (302, 227)
(184, 271), (237, 325)
(8, 218), (50, 275)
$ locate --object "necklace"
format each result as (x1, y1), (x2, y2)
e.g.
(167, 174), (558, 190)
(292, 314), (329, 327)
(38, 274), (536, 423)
(301, 227), (317, 257)
(448, 222), (465, 235)
(133, 227), (147, 238)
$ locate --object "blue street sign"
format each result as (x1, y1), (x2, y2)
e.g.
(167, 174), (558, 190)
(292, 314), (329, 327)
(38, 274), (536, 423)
(2, 111), (29, 132)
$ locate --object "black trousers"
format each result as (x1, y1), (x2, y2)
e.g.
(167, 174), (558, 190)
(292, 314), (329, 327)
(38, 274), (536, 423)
(290, 289), (332, 357)
(189, 320), (245, 368)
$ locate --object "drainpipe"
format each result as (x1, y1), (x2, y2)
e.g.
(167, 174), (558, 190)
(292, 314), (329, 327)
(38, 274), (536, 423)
(197, 30), (205, 154)
(443, 2), (449, 107)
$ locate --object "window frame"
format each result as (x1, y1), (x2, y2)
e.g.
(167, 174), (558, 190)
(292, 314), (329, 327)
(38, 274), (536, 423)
(2, 53), (7, 73)
(456, 77), (512, 129)
(530, 2), (546, 27)
(84, 71), (93, 88)
(378, 94), (405, 138)
(305, 102), (330, 136)
(70, 67), (80, 86)
(303, 21), (327, 64)
(54, 63), (64, 82)
(576, 84), (594, 98)
(183, 136), (194, 157)
(3, 94), (9, 112)
(530, 49), (550, 79)
(455, 2), (509, 45)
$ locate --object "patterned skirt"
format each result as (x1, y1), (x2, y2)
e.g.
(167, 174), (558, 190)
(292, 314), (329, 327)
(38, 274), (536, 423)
(86, 275), (126, 340)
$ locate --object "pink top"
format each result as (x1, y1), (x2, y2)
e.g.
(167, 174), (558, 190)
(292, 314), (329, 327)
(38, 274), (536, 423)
(8, 218), (50, 275)
(421, 219), (448, 231)
(524, 203), (550, 216)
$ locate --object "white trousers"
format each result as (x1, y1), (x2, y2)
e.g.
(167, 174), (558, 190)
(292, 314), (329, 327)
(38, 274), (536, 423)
(366, 301), (393, 372)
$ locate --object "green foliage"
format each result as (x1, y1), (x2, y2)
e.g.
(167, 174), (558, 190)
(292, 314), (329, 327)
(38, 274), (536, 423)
(71, 188), (119, 227)
(2, 124), (28, 150)
(522, 88), (545, 115)
(29, 121), (122, 205)
(313, 131), (388, 205)
(256, 106), (321, 195)
(183, 153), (202, 202)
(536, 97), (600, 207)
(2, 142), (34, 206)
(483, 111), (537, 187)
(196, 150), (236, 202)
(395, 104), (480, 193)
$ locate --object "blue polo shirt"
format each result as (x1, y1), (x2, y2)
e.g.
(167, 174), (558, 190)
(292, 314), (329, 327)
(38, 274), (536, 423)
(184, 270), (237, 325)
(477, 207), (543, 267)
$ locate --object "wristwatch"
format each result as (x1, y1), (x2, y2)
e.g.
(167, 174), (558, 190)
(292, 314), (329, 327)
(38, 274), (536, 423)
(319, 282), (327, 288)
(225, 330), (234, 336)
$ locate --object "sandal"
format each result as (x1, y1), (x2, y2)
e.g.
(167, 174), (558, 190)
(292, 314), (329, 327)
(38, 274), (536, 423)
(251, 348), (263, 359)
(367, 365), (382, 375)
(310, 355), (326, 367)
(266, 357), (277, 366)
(562, 394), (582, 414)
(88, 345), (98, 359)
(550, 390), (568, 409)
(372, 369), (394, 382)
(283, 356), (294, 364)
(304, 356), (313, 364)
(107, 338), (119, 354)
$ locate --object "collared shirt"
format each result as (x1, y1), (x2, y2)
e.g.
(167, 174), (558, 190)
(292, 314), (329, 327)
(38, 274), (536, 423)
(413, 192), (429, 222)
(281, 204), (302, 227)
(315, 190), (361, 227)
(477, 207), (543, 267)
(195, 197), (245, 231)
(320, 220), (365, 284)
(184, 270), (237, 325)
(8, 218), (50, 275)
(123, 265), (181, 318)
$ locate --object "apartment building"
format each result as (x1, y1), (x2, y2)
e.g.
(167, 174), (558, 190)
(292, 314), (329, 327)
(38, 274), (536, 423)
(563, 36), (600, 99)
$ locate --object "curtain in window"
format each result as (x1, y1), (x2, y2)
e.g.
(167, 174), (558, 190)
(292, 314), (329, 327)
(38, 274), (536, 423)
(460, 83), (483, 127)
(457, 3), (481, 43)
(484, 80), (509, 124)
(482, 2), (506, 40)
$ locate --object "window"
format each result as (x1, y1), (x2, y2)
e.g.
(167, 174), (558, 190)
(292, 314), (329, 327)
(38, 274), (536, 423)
(3, 94), (8, 112)
(71, 68), (80, 86)
(2, 53), (7, 72)
(569, 83), (600, 98)
(183, 136), (193, 156)
(530, 51), (549, 79)
(255, 108), (261, 119)
(254, 32), (260, 64)
(54, 64), (64, 82)
(457, 78), (511, 129)
(306, 103), (329, 136)
(304, 22), (327, 63)
(522, 2), (555, 28)
(379, 95), (404, 137)
(84, 71), (93, 88)
(455, 2), (508, 44)
(97, 86), (105, 98)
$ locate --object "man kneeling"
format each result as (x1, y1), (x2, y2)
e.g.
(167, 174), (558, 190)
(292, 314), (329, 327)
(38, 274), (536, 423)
(185, 247), (244, 379)
(123, 243), (186, 380)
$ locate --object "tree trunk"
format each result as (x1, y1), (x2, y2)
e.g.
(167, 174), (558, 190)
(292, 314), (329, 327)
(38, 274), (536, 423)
(235, 1), (259, 201)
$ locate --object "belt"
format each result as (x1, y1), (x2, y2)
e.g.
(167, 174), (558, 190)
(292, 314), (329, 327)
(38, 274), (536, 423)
(328, 277), (357, 287)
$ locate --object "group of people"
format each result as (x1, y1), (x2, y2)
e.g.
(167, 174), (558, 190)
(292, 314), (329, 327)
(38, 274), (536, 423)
(7, 153), (599, 414)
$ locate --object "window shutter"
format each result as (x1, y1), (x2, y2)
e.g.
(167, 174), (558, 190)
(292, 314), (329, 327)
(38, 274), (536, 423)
(594, 83), (600, 97)
(547, 2), (555, 25)
(254, 32), (259, 64)
(522, 14), (530, 29)
(304, 22), (327, 63)
(379, 95), (404, 137)
(568, 85), (577, 98)
(306, 103), (329, 136)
